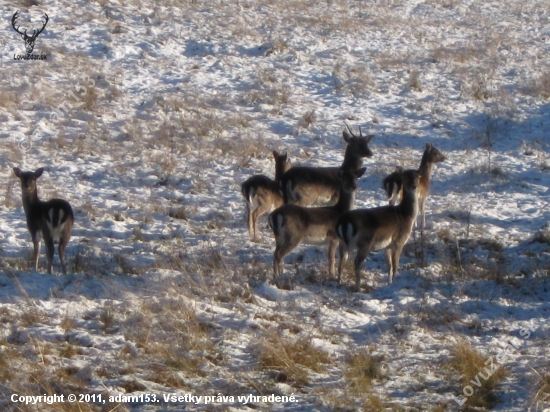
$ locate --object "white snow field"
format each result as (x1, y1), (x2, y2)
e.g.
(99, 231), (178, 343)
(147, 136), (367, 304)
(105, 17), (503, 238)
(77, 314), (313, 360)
(0, 0), (549, 411)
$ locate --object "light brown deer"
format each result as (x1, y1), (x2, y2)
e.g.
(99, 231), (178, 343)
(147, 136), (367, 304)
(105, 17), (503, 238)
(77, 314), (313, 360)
(337, 169), (422, 290)
(269, 168), (366, 279)
(382, 143), (446, 229)
(280, 124), (373, 207)
(13, 167), (74, 274)
(241, 151), (291, 241)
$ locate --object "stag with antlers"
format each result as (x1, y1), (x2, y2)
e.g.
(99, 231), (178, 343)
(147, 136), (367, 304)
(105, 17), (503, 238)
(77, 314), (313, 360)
(12, 11), (49, 54)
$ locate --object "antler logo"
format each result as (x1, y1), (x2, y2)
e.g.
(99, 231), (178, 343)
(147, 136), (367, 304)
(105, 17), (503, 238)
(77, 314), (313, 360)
(12, 11), (48, 54)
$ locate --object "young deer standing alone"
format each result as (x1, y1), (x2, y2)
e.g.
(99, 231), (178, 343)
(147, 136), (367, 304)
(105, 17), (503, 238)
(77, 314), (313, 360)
(241, 151), (291, 241)
(269, 167), (366, 280)
(13, 167), (74, 274)
(382, 143), (446, 229)
(280, 124), (373, 207)
(337, 169), (422, 290)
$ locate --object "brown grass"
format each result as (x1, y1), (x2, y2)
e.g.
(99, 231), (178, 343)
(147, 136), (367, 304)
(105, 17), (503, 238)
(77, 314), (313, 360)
(345, 350), (384, 394)
(257, 329), (331, 386)
(124, 298), (213, 377)
(448, 340), (506, 408)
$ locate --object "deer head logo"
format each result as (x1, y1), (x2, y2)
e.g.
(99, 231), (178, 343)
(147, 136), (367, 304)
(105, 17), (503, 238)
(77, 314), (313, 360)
(12, 11), (49, 54)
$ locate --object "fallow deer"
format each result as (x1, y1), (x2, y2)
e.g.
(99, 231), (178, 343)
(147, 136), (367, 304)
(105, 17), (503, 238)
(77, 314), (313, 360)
(269, 167), (366, 280)
(241, 151), (291, 241)
(337, 169), (422, 290)
(382, 143), (446, 229)
(280, 124), (373, 207)
(13, 167), (74, 274)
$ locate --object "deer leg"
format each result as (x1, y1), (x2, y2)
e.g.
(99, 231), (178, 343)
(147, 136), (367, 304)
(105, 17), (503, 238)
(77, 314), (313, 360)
(44, 236), (55, 274)
(273, 235), (301, 279)
(246, 203), (253, 239)
(389, 245), (404, 284)
(353, 243), (372, 292)
(59, 237), (69, 275)
(420, 195), (427, 230)
(385, 248), (393, 280)
(327, 240), (338, 278)
(337, 242), (348, 283)
(32, 233), (41, 272)
(252, 202), (271, 242)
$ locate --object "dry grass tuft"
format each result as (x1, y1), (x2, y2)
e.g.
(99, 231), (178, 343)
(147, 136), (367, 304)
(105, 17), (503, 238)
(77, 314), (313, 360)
(147, 365), (187, 389)
(168, 206), (188, 220)
(408, 69), (422, 92)
(59, 344), (84, 359)
(345, 350), (384, 394)
(19, 306), (47, 327)
(0, 90), (20, 108)
(124, 298), (214, 377)
(299, 109), (317, 129)
(448, 340), (506, 408)
(526, 70), (550, 100)
(257, 330), (331, 386)
(534, 372), (550, 404)
(341, 349), (387, 410)
(0, 353), (12, 382)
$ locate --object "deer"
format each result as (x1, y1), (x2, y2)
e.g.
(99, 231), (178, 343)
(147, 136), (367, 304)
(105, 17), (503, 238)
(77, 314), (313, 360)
(269, 167), (366, 280)
(382, 143), (446, 229)
(12, 11), (49, 54)
(280, 123), (373, 207)
(13, 167), (74, 275)
(241, 151), (291, 242)
(336, 169), (422, 290)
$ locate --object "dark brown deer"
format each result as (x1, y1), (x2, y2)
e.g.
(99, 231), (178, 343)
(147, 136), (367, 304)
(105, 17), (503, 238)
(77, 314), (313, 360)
(12, 12), (49, 54)
(280, 124), (373, 207)
(269, 167), (366, 279)
(13, 168), (73, 274)
(382, 143), (446, 229)
(337, 169), (422, 290)
(241, 151), (291, 241)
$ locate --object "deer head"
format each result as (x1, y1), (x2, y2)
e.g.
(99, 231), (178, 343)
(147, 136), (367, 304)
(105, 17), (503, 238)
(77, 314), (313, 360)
(12, 11), (49, 54)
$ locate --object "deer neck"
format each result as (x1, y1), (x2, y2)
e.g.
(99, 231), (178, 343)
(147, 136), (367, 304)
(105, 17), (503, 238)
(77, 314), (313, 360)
(274, 164), (285, 183)
(419, 155), (435, 178)
(334, 189), (355, 213)
(21, 189), (41, 214)
(340, 146), (363, 172)
(398, 188), (419, 220)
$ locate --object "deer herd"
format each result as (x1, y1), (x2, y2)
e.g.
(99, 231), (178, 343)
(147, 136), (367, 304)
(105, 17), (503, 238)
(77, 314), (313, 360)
(242, 124), (446, 291)
(12, 123), (445, 292)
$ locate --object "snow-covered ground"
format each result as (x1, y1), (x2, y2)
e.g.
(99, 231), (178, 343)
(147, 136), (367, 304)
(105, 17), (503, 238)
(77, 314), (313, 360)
(0, 0), (549, 410)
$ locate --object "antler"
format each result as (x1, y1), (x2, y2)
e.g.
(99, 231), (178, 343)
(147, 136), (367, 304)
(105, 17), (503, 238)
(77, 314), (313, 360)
(33, 14), (48, 38)
(344, 121), (365, 138)
(11, 12), (49, 38)
(11, 11), (26, 36)
(343, 121), (356, 137)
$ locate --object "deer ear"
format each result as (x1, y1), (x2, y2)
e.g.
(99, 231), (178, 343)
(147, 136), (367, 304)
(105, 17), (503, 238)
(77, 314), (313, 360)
(425, 142), (432, 150)
(356, 167), (367, 178)
(273, 150), (280, 158)
(34, 168), (44, 178)
(13, 167), (22, 177)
